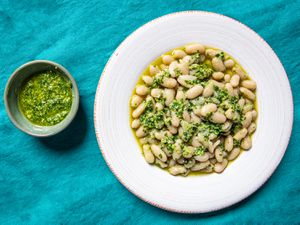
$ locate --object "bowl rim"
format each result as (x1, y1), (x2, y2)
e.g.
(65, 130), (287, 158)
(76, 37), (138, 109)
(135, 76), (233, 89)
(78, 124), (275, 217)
(93, 11), (294, 213)
(4, 59), (80, 137)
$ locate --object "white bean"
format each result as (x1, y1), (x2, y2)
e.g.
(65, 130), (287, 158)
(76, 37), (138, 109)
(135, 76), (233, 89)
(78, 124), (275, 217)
(240, 87), (255, 101)
(131, 95), (143, 108)
(143, 145), (155, 164)
(186, 85), (203, 99)
(214, 159), (228, 173)
(142, 76), (153, 85)
(155, 102), (164, 111)
(228, 148), (240, 161)
(185, 44), (205, 54)
(191, 136), (201, 147)
(241, 80), (257, 90)
(251, 110), (257, 120)
(200, 103), (217, 117)
(177, 75), (197, 88)
(242, 111), (253, 128)
(177, 62), (189, 75)
(206, 49), (217, 58)
(211, 80), (225, 89)
(172, 49), (187, 59)
(224, 74), (231, 82)
(182, 110), (191, 122)
(225, 83), (234, 96)
(238, 98), (245, 107)
(169, 165), (187, 176)
(161, 55), (174, 65)
(191, 161), (210, 171)
(172, 142), (182, 160)
(149, 65), (160, 76)
(151, 144), (167, 162)
(162, 78), (177, 88)
(248, 123), (256, 134)
(136, 85), (149, 96)
(212, 72), (224, 80)
(215, 147), (223, 162)
(212, 57), (226, 72)
(136, 126), (146, 138)
(230, 74), (240, 87)
(131, 119), (140, 129)
(233, 128), (248, 141)
(203, 83), (214, 97)
(234, 67), (246, 80)
(224, 59), (234, 68)
(169, 61), (179, 77)
(176, 90), (185, 100)
(241, 136), (252, 150)
(191, 112), (201, 123)
(151, 88), (162, 98)
(132, 102), (146, 118)
(164, 89), (175, 106)
(168, 126), (177, 134)
(225, 135), (233, 152)
(171, 112), (180, 127)
(194, 152), (209, 162)
(155, 158), (168, 168)
(211, 112), (227, 124)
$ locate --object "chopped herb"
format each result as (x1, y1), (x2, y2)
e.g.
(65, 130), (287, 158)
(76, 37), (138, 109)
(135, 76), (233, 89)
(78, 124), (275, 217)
(189, 63), (213, 80)
(233, 139), (241, 148)
(216, 51), (225, 60)
(140, 111), (164, 130)
(194, 146), (206, 156)
(170, 100), (185, 117)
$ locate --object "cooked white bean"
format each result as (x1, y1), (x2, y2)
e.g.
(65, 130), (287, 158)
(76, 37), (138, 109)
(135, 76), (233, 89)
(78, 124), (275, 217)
(168, 126), (177, 134)
(154, 130), (169, 140)
(186, 85), (203, 99)
(251, 110), (257, 120)
(149, 65), (160, 76)
(224, 74), (231, 82)
(136, 126), (146, 138)
(225, 135), (233, 152)
(162, 78), (177, 88)
(224, 59), (234, 68)
(131, 119), (140, 129)
(225, 83), (234, 96)
(194, 152), (209, 162)
(171, 112), (180, 127)
(206, 49), (217, 58)
(155, 158), (168, 168)
(214, 159), (228, 173)
(191, 136), (201, 147)
(233, 128), (248, 141)
(136, 85), (149, 96)
(203, 83), (214, 97)
(132, 102), (146, 118)
(238, 98), (245, 107)
(211, 112), (227, 124)
(161, 55), (175, 65)
(211, 80), (225, 89)
(131, 95), (143, 108)
(177, 75), (197, 88)
(243, 103), (253, 113)
(240, 87), (255, 100)
(142, 76), (153, 85)
(212, 72), (224, 80)
(212, 57), (226, 72)
(177, 62), (189, 75)
(241, 136), (252, 150)
(191, 112), (201, 123)
(242, 111), (253, 128)
(169, 165), (187, 175)
(151, 88), (162, 98)
(182, 110), (191, 122)
(230, 74), (240, 87)
(225, 108), (234, 120)
(248, 122), (256, 134)
(183, 146), (195, 158)
(234, 67), (246, 80)
(168, 61), (179, 77)
(172, 49), (187, 59)
(215, 147), (223, 162)
(155, 102), (164, 111)
(172, 142), (182, 160)
(185, 44), (205, 54)
(228, 148), (240, 161)
(175, 89), (185, 100)
(143, 145), (155, 164)
(200, 103), (217, 117)
(164, 89), (175, 106)
(191, 161), (210, 171)
(241, 80), (256, 90)
(151, 144), (167, 162)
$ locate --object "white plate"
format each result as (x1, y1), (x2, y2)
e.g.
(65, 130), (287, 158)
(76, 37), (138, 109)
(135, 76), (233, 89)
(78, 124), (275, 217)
(94, 11), (293, 213)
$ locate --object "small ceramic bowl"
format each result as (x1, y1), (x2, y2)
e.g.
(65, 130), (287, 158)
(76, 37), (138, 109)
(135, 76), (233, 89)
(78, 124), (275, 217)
(4, 60), (79, 137)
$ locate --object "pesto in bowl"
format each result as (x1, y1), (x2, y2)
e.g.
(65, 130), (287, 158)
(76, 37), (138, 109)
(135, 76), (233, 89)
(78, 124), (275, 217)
(18, 70), (73, 126)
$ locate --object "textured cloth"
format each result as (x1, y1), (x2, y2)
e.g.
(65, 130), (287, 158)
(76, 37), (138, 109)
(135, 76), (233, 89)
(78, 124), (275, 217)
(0, 0), (299, 224)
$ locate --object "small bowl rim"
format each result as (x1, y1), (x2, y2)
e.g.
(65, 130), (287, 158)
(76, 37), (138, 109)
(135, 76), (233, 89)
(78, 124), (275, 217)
(4, 60), (80, 137)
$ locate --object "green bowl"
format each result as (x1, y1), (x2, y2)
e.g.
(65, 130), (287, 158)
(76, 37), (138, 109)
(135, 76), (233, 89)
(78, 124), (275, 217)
(4, 60), (80, 137)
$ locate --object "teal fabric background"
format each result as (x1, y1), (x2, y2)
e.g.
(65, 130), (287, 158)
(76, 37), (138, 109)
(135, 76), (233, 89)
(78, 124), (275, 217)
(0, 0), (299, 224)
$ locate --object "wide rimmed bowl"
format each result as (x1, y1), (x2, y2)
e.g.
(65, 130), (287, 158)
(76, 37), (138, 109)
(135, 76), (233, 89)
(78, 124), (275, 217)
(94, 11), (293, 213)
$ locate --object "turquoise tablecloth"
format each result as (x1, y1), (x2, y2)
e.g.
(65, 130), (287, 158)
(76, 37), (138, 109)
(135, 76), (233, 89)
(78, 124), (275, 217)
(1, 0), (299, 224)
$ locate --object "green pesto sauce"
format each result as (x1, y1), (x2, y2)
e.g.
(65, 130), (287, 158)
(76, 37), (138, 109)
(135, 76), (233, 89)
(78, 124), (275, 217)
(18, 71), (73, 126)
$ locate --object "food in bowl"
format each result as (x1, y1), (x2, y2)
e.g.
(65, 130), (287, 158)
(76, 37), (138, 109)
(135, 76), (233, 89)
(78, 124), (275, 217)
(18, 70), (73, 126)
(130, 44), (257, 176)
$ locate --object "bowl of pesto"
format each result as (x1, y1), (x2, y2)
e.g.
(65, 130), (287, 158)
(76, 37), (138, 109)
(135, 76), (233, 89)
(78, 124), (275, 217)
(4, 60), (79, 137)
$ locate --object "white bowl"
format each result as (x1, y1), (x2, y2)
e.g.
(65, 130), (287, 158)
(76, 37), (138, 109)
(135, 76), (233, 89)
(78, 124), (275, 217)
(94, 11), (293, 213)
